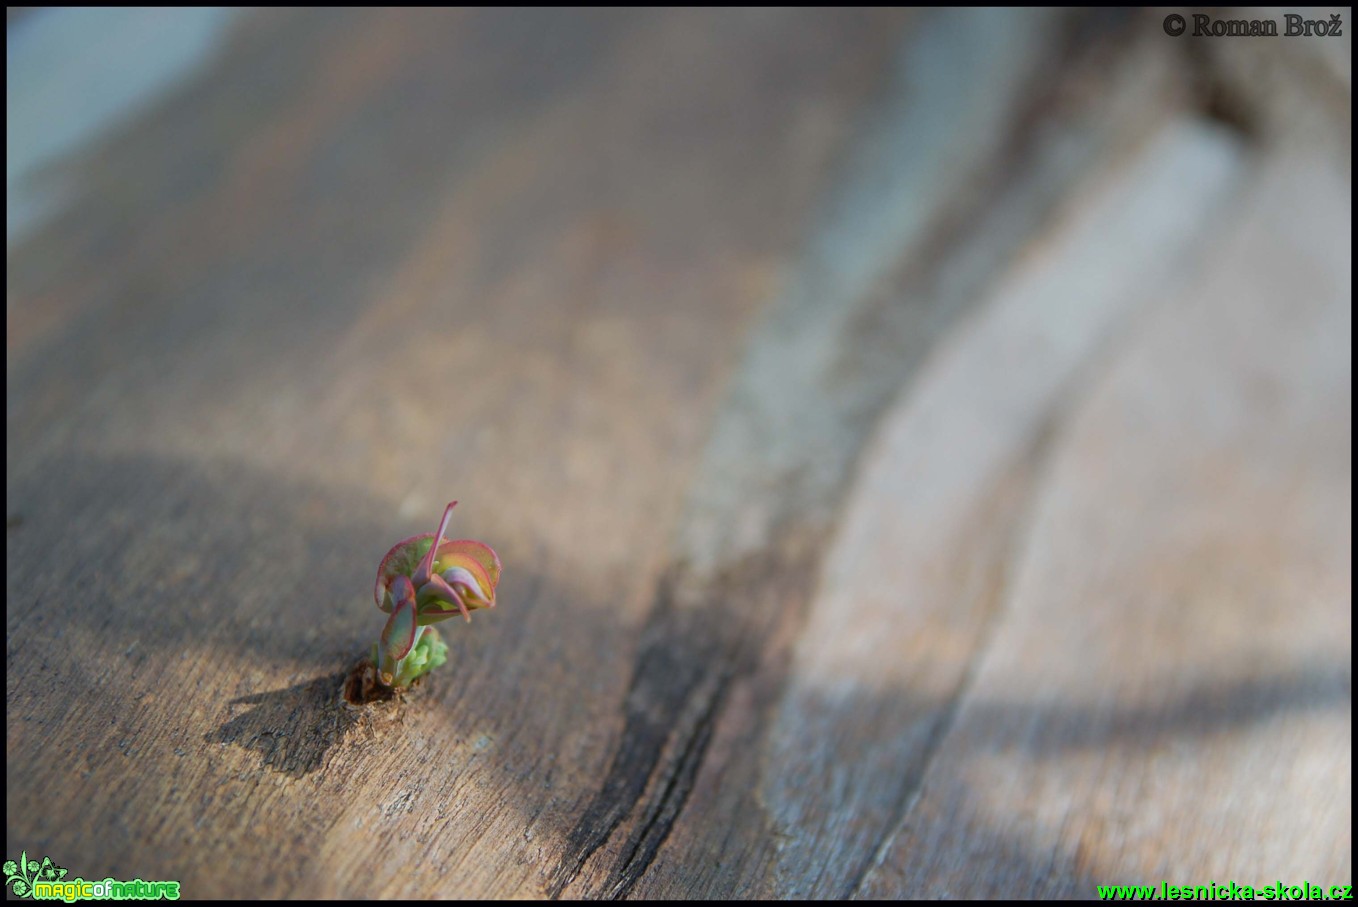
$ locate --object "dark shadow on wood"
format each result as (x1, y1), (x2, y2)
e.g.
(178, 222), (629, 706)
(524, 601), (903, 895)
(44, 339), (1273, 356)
(205, 670), (360, 778)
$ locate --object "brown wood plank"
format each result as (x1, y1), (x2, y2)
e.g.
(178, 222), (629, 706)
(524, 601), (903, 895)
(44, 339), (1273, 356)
(8, 8), (920, 898)
(6, 7), (1350, 899)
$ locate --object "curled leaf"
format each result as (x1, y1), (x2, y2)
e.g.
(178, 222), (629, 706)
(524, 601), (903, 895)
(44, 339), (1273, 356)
(375, 536), (501, 613)
(435, 539), (501, 589)
(375, 536), (435, 610)
(416, 573), (471, 624)
(378, 598), (418, 683)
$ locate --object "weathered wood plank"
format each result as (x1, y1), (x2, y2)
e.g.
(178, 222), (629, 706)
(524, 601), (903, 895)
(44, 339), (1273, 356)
(6, 7), (1350, 900)
(8, 8), (920, 899)
(855, 147), (1351, 899)
(618, 29), (1247, 902)
(727, 118), (1244, 900)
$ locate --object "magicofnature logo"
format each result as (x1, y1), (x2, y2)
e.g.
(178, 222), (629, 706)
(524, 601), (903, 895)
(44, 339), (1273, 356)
(4, 851), (180, 901)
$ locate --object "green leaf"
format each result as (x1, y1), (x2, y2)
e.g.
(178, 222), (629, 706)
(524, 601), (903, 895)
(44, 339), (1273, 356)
(378, 598), (418, 682)
(392, 627), (449, 687)
(374, 535), (436, 609)
(434, 539), (501, 589)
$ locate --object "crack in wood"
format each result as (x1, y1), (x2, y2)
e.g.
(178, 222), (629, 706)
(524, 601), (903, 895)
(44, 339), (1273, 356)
(603, 666), (732, 900)
(547, 571), (739, 898)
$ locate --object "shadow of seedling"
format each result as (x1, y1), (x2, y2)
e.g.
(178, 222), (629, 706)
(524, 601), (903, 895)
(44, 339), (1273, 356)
(207, 670), (362, 778)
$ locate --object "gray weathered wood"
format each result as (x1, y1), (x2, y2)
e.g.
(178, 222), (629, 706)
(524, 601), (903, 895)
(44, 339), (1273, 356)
(6, 8), (1350, 899)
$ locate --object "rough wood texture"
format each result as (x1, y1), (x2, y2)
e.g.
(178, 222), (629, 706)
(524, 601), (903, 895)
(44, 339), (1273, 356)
(7, 8), (1351, 898)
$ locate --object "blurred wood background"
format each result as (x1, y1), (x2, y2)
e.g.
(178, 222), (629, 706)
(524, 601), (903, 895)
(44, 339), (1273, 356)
(7, 8), (1351, 898)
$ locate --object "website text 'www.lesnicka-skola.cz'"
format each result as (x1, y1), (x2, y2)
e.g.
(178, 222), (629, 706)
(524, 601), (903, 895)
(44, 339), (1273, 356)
(1098, 881), (1352, 900)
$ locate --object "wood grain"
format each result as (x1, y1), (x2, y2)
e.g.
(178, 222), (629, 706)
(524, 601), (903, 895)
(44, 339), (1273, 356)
(855, 144), (1351, 899)
(6, 8), (1350, 898)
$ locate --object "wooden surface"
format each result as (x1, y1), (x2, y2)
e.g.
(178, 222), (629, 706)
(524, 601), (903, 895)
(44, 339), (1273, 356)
(6, 8), (1351, 898)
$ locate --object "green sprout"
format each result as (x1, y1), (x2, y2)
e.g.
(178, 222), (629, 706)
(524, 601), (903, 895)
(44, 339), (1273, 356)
(372, 501), (501, 689)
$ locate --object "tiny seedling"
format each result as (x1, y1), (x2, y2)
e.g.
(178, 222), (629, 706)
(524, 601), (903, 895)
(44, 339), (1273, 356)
(372, 501), (501, 689)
